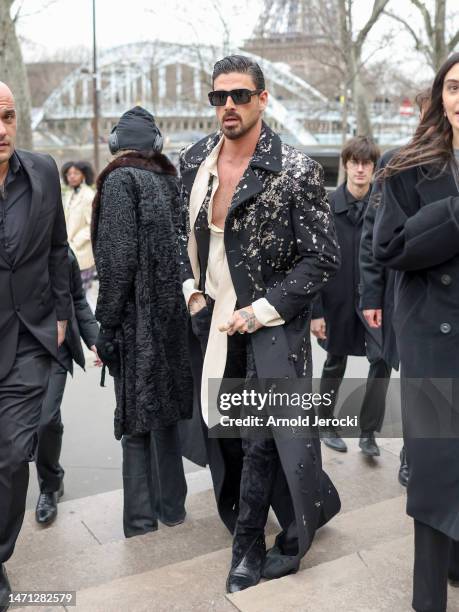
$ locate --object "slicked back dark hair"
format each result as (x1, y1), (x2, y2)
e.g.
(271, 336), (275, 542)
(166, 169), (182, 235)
(341, 136), (380, 167)
(212, 55), (265, 90)
(61, 160), (95, 186)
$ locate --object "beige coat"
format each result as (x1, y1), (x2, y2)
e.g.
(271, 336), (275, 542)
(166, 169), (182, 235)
(63, 183), (95, 270)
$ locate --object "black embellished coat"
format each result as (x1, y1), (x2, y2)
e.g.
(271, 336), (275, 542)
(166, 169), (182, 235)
(373, 162), (459, 539)
(92, 152), (193, 440)
(178, 123), (341, 562)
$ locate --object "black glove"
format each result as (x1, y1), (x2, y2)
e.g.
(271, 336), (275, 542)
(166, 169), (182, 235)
(95, 327), (121, 378)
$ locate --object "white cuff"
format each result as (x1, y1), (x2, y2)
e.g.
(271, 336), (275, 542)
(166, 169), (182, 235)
(183, 279), (202, 306)
(252, 298), (285, 327)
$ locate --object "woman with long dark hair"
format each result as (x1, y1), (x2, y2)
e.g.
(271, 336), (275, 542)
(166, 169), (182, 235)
(374, 53), (459, 611)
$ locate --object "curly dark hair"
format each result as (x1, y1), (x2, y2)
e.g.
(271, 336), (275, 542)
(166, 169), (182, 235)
(61, 160), (95, 186)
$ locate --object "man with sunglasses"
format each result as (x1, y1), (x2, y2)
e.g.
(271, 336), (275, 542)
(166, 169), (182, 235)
(178, 55), (341, 594)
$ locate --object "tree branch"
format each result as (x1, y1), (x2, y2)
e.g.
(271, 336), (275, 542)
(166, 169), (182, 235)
(383, 9), (433, 67)
(448, 29), (459, 53)
(355, 0), (391, 53)
(409, 0), (434, 41)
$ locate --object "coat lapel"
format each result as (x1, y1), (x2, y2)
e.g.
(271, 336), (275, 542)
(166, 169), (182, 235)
(14, 152), (43, 265)
(229, 122), (283, 215)
(415, 164), (459, 205)
(181, 132), (221, 195)
(331, 183), (348, 215)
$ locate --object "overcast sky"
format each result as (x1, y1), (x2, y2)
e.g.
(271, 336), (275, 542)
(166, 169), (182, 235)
(14, 0), (458, 81)
(16, 0), (263, 57)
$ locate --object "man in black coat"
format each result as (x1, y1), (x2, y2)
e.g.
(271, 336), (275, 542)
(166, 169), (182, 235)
(35, 248), (100, 525)
(178, 55), (341, 594)
(0, 82), (71, 611)
(311, 137), (391, 456)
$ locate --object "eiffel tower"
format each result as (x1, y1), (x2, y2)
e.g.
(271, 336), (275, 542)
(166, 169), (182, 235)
(252, 0), (314, 40)
(243, 0), (337, 97)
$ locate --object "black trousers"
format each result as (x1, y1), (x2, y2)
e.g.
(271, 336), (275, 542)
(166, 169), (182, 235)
(231, 437), (278, 562)
(413, 520), (459, 612)
(36, 355), (68, 493)
(122, 425), (187, 538)
(319, 323), (391, 432)
(192, 298), (280, 560)
(0, 332), (51, 563)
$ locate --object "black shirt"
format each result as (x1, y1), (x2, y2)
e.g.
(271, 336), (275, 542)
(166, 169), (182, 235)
(0, 152), (32, 260)
(344, 185), (370, 225)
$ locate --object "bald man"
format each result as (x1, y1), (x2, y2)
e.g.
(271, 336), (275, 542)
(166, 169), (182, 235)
(0, 82), (71, 611)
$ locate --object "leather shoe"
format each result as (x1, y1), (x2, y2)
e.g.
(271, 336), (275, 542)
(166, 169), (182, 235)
(359, 432), (380, 457)
(35, 486), (63, 525)
(261, 544), (300, 579)
(320, 428), (347, 453)
(161, 513), (186, 527)
(398, 447), (409, 487)
(226, 536), (265, 593)
(0, 564), (11, 612)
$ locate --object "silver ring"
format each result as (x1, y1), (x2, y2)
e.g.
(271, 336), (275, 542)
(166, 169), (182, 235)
(238, 331), (244, 335)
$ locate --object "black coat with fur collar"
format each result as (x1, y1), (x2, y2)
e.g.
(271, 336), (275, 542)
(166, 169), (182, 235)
(92, 151), (193, 439)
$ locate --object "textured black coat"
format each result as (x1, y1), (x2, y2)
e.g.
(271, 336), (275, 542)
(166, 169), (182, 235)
(359, 150), (399, 370)
(92, 152), (193, 439)
(0, 149), (72, 380)
(312, 183), (379, 356)
(178, 123), (341, 562)
(373, 161), (459, 539)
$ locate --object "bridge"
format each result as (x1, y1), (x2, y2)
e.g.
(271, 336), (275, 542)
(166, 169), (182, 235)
(33, 41), (333, 147)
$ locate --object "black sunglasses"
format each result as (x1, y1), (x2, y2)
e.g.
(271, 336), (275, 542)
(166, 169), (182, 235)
(208, 88), (263, 106)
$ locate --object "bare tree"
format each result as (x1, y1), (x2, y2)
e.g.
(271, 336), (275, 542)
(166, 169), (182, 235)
(337, 0), (391, 137)
(0, 0), (33, 148)
(385, 0), (459, 71)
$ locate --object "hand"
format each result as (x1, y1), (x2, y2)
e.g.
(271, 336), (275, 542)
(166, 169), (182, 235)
(311, 317), (326, 340)
(90, 345), (103, 367)
(57, 320), (67, 347)
(95, 328), (121, 378)
(363, 309), (382, 328)
(218, 305), (263, 335)
(188, 292), (207, 316)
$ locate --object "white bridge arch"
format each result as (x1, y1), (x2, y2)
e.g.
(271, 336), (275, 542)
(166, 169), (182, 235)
(35, 41), (329, 145)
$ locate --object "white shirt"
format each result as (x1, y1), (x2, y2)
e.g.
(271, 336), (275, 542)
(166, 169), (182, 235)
(183, 151), (284, 328)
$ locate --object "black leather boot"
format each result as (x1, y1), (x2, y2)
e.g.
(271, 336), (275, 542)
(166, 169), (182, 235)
(320, 426), (348, 453)
(262, 543), (300, 579)
(0, 564), (11, 612)
(226, 535), (266, 593)
(359, 431), (380, 457)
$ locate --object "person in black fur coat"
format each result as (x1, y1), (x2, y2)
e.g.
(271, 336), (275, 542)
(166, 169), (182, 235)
(92, 107), (193, 537)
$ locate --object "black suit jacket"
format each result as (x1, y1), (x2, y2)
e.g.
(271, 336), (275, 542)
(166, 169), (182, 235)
(0, 149), (72, 380)
(62, 248), (99, 374)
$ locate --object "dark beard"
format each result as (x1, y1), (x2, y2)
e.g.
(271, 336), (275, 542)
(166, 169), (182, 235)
(220, 115), (259, 140)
